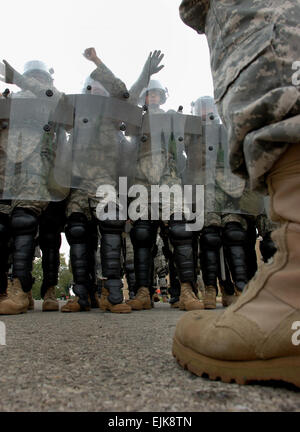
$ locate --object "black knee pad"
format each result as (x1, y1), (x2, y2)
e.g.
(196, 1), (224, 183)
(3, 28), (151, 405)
(130, 220), (156, 248)
(65, 213), (88, 245)
(168, 220), (194, 247)
(11, 208), (38, 237)
(99, 219), (125, 235)
(223, 222), (247, 246)
(168, 221), (195, 284)
(200, 226), (222, 250)
(11, 208), (38, 292)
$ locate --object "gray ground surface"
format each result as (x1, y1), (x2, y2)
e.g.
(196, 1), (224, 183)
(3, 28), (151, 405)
(0, 300), (299, 412)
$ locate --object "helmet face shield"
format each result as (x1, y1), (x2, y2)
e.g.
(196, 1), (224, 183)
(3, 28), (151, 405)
(23, 60), (54, 86)
(139, 80), (168, 106)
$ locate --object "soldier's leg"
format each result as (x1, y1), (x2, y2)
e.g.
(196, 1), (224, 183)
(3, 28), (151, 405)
(124, 233), (136, 300)
(127, 220), (157, 311)
(87, 218), (100, 308)
(0, 204), (11, 296)
(168, 218), (203, 311)
(65, 212), (92, 311)
(222, 214), (248, 295)
(39, 202), (65, 311)
(200, 213), (222, 309)
(0, 201), (47, 315)
(62, 190), (95, 312)
(97, 218), (131, 313)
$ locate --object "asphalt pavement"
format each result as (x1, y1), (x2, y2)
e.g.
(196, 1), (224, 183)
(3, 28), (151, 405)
(0, 300), (299, 412)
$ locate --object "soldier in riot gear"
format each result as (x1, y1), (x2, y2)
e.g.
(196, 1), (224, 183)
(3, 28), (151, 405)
(194, 96), (263, 308)
(61, 47), (164, 313)
(127, 81), (203, 312)
(39, 200), (66, 311)
(0, 59), (67, 315)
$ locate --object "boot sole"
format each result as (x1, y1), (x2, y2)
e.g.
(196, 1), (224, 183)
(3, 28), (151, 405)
(172, 337), (300, 388)
(0, 308), (28, 315)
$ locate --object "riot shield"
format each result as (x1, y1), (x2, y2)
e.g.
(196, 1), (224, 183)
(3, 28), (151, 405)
(61, 93), (142, 199)
(0, 92), (72, 201)
(204, 121), (264, 216)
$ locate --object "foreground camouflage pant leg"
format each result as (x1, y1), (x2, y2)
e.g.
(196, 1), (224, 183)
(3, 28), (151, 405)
(176, 0), (300, 387)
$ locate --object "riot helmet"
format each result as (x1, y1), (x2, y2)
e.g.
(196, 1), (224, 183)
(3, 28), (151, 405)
(191, 95), (220, 123)
(23, 60), (54, 85)
(82, 75), (109, 96)
(139, 79), (168, 107)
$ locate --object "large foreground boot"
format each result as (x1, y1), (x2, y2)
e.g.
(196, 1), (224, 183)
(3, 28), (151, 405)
(179, 282), (203, 311)
(42, 286), (59, 311)
(173, 144), (300, 388)
(0, 279), (29, 315)
(127, 286), (152, 310)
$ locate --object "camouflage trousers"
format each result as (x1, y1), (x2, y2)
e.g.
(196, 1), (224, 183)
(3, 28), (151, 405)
(204, 212), (248, 231)
(132, 150), (185, 223)
(65, 189), (93, 221)
(214, 4), (300, 192)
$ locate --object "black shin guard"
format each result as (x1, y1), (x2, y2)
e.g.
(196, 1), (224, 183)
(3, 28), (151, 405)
(125, 262), (136, 298)
(99, 219), (125, 304)
(39, 229), (61, 298)
(65, 213), (91, 307)
(200, 226), (221, 290)
(130, 220), (157, 289)
(223, 222), (248, 292)
(11, 208), (38, 292)
(168, 220), (196, 287)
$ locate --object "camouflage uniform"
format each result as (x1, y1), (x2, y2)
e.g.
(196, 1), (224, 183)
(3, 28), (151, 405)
(179, 0), (300, 191)
(134, 106), (184, 222)
(173, 0), (300, 388)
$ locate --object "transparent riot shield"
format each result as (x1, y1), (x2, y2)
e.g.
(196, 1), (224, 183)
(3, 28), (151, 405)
(176, 112), (205, 230)
(63, 93), (142, 200)
(204, 121), (264, 216)
(0, 90), (72, 201)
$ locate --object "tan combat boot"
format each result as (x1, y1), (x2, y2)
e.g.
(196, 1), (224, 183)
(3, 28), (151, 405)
(173, 144), (300, 388)
(126, 286), (152, 310)
(61, 297), (91, 312)
(203, 285), (217, 309)
(42, 286), (59, 312)
(219, 284), (237, 307)
(100, 295), (132, 313)
(27, 290), (34, 310)
(99, 287), (109, 311)
(0, 279), (29, 315)
(178, 282), (204, 311)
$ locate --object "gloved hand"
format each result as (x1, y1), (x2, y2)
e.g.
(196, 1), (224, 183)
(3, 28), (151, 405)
(143, 50), (164, 76)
